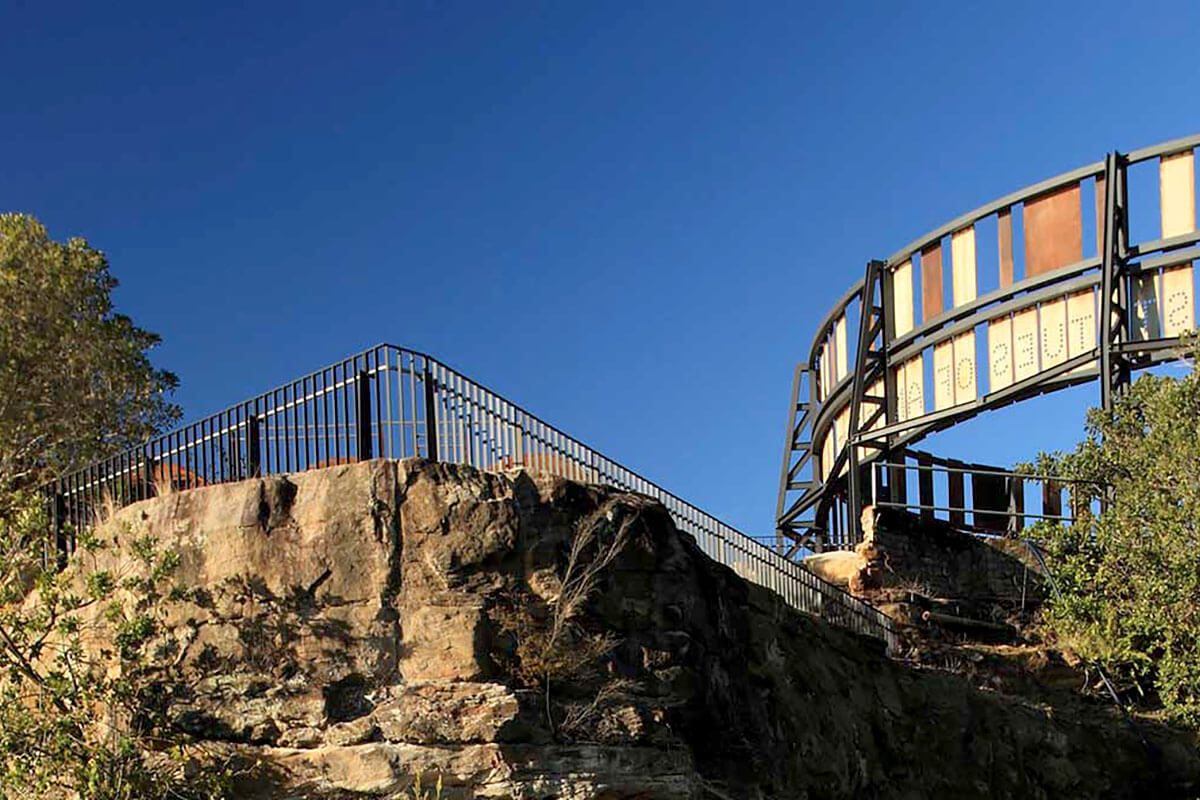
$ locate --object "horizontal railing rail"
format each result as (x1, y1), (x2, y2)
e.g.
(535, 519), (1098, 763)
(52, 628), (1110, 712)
(868, 450), (1102, 538)
(45, 344), (898, 651)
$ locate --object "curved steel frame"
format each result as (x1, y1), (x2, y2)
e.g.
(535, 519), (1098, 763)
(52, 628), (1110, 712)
(777, 134), (1200, 553)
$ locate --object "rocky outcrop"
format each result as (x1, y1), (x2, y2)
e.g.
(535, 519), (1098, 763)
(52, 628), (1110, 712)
(85, 459), (1198, 798)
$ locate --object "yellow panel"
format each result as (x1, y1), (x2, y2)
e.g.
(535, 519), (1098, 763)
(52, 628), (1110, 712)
(1163, 264), (1196, 336)
(988, 317), (1013, 392)
(933, 341), (955, 411)
(1040, 298), (1068, 369)
(1161, 150), (1196, 238)
(819, 344), (830, 401)
(835, 316), (849, 381)
(834, 407), (850, 477)
(904, 355), (925, 420)
(893, 365), (909, 422)
(1013, 308), (1039, 382)
(951, 226), (977, 307)
(954, 331), (977, 405)
(892, 260), (914, 338)
(820, 433), (833, 481)
(1067, 290), (1097, 358)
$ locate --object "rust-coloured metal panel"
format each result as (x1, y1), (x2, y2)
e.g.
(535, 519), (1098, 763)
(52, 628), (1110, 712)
(998, 209), (1014, 288)
(1024, 183), (1083, 277)
(921, 242), (944, 321)
(1094, 174), (1106, 255)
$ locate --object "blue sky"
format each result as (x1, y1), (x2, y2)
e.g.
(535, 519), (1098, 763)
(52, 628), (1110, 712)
(4, 1), (1198, 536)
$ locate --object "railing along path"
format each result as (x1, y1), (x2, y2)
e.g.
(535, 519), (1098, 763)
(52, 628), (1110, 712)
(46, 344), (898, 652)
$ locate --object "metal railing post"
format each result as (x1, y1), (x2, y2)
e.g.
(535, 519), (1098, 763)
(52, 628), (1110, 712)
(356, 370), (373, 461)
(247, 415), (261, 477)
(423, 365), (439, 461)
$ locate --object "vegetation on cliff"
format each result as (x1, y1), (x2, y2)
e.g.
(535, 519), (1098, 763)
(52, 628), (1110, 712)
(0, 214), (221, 798)
(1030, 340), (1200, 725)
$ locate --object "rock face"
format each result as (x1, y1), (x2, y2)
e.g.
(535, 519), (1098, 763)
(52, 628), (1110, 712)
(90, 459), (1198, 799)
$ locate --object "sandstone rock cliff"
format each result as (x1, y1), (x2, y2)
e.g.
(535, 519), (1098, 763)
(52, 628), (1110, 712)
(81, 459), (1198, 798)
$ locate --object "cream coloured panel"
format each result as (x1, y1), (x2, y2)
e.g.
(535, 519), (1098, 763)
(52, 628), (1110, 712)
(988, 317), (1014, 392)
(892, 260), (915, 338)
(820, 433), (834, 481)
(951, 226), (977, 308)
(835, 316), (849, 382)
(834, 407), (850, 478)
(819, 344), (831, 401)
(953, 331), (976, 405)
(1163, 265), (1196, 336)
(1013, 308), (1039, 382)
(1161, 150), (1196, 238)
(903, 355), (925, 420)
(1067, 291), (1097, 357)
(933, 341), (955, 411)
(1039, 298), (1068, 370)
(894, 365), (909, 422)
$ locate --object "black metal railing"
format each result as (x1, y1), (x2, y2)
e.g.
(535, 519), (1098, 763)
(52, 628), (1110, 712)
(46, 344), (898, 651)
(867, 449), (1100, 539)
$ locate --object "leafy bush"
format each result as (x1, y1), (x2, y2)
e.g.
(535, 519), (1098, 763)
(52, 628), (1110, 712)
(1029, 340), (1200, 724)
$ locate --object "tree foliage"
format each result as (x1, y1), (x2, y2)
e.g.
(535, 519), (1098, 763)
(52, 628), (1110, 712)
(0, 514), (235, 799)
(1029, 340), (1200, 724)
(0, 215), (231, 797)
(0, 212), (179, 501)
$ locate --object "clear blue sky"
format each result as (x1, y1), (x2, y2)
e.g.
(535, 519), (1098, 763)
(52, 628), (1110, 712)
(4, 1), (1198, 536)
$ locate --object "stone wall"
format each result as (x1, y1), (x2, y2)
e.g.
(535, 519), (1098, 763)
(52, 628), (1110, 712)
(76, 459), (1197, 799)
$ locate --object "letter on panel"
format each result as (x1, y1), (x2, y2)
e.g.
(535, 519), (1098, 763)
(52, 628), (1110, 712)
(933, 341), (955, 410)
(835, 316), (849, 381)
(954, 332), (977, 405)
(1131, 275), (1162, 341)
(998, 209), (1014, 288)
(892, 260), (914, 338)
(1067, 290), (1097, 359)
(1024, 183), (1083, 277)
(1163, 265), (1196, 336)
(921, 243), (943, 322)
(894, 365), (908, 422)
(989, 317), (1014, 392)
(1040, 298), (1068, 369)
(1013, 308), (1039, 381)
(951, 226), (977, 307)
(904, 355), (925, 420)
(1161, 150), (1196, 238)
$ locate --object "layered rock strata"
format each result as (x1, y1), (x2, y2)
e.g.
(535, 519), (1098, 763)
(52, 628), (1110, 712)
(82, 459), (1197, 798)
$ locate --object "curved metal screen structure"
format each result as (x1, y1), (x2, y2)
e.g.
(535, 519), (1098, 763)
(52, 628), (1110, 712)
(777, 134), (1200, 553)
